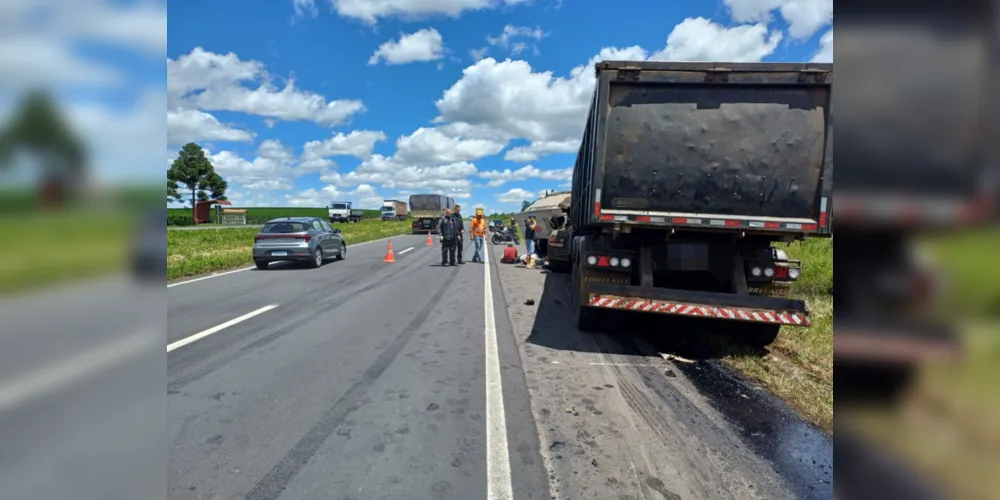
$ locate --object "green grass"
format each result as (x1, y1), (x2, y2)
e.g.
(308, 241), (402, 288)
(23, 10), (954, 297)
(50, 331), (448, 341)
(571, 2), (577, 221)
(167, 207), (385, 226)
(842, 227), (1000, 500)
(719, 237), (834, 433)
(0, 210), (133, 295)
(167, 219), (412, 279)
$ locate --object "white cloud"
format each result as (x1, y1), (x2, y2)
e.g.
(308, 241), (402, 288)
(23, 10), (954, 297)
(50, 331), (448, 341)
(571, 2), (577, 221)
(497, 188), (535, 203)
(0, 36), (125, 89)
(650, 17), (782, 62)
(476, 25), (547, 58)
(329, 0), (522, 24)
(292, 0), (319, 18)
(300, 130), (387, 172)
(168, 47), (366, 127)
(811, 29), (832, 62)
(206, 140), (309, 191)
(167, 108), (255, 145)
(368, 28), (445, 65)
(503, 140), (577, 162)
(394, 127), (506, 166)
(284, 185), (343, 207)
(479, 165), (572, 187)
(723, 0), (832, 40)
(434, 17), (782, 162)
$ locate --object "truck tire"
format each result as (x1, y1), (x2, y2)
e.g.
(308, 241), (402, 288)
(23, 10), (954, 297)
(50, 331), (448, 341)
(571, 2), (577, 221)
(571, 258), (603, 332)
(734, 323), (780, 348)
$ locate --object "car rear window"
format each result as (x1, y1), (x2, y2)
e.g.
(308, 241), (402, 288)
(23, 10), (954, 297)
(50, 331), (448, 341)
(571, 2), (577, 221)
(262, 221), (309, 233)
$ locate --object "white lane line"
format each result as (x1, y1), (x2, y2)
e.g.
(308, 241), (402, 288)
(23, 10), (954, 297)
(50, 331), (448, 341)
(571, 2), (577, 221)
(0, 329), (160, 415)
(166, 266), (254, 287)
(398, 247), (414, 255)
(166, 235), (401, 289)
(167, 305), (278, 353)
(483, 246), (514, 499)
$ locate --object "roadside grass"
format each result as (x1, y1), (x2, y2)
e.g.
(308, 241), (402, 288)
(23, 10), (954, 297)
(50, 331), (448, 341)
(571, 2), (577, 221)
(0, 210), (133, 295)
(167, 219), (412, 280)
(843, 227), (1000, 500)
(718, 237), (834, 434)
(167, 207), (383, 226)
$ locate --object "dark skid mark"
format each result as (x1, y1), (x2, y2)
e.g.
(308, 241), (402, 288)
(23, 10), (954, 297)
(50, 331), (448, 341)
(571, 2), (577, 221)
(677, 359), (833, 500)
(167, 260), (429, 393)
(243, 269), (461, 500)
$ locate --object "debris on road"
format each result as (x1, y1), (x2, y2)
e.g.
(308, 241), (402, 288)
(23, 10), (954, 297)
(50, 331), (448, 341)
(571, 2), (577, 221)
(525, 299), (535, 306)
(660, 353), (695, 364)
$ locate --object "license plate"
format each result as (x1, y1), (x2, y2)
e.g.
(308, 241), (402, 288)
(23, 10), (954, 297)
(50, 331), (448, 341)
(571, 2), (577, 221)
(271, 251), (287, 256)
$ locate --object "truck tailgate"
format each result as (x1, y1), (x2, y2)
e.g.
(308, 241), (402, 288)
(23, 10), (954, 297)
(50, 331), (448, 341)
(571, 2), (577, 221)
(603, 78), (827, 219)
(577, 62), (833, 234)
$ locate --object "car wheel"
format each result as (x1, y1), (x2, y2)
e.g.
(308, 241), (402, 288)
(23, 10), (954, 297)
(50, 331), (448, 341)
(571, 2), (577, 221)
(308, 248), (323, 268)
(254, 260), (268, 270)
(336, 242), (346, 260)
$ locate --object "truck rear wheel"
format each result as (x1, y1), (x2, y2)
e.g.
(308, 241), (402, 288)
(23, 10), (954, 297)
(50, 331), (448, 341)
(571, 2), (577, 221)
(571, 257), (603, 333)
(732, 323), (780, 348)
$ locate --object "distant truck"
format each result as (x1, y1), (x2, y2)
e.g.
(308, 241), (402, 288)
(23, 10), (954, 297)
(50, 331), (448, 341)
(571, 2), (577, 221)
(348, 209), (364, 223)
(381, 200), (408, 221)
(328, 201), (352, 223)
(408, 194), (455, 234)
(567, 61), (833, 347)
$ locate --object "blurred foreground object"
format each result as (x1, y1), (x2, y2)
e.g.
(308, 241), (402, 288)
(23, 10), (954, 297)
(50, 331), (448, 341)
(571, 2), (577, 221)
(835, 0), (1000, 499)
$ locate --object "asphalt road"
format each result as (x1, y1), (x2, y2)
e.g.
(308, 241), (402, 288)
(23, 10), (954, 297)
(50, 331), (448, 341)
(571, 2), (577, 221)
(168, 224), (264, 231)
(165, 234), (834, 500)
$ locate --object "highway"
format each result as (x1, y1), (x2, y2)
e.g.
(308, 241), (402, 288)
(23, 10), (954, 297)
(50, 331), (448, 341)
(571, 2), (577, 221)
(166, 233), (833, 500)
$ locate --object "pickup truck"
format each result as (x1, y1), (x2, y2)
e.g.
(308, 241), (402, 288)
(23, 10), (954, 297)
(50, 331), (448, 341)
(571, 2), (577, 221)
(568, 61), (833, 347)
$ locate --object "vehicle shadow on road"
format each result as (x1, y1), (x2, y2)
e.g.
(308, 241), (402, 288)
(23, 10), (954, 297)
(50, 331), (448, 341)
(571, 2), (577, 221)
(525, 269), (770, 362)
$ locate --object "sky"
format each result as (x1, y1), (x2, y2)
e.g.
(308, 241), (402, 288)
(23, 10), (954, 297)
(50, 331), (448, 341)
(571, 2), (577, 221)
(3, 0), (831, 214)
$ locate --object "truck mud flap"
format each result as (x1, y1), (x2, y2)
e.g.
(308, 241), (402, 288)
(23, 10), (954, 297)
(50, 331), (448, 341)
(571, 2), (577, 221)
(587, 293), (811, 326)
(584, 284), (811, 327)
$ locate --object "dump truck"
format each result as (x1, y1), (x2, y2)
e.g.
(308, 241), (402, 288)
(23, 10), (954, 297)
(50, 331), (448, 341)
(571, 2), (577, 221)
(409, 194), (455, 234)
(381, 200), (408, 221)
(568, 61), (833, 347)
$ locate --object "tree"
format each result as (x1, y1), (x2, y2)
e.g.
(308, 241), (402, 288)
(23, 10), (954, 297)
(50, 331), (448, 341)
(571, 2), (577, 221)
(167, 142), (227, 221)
(521, 200), (532, 212)
(0, 88), (87, 209)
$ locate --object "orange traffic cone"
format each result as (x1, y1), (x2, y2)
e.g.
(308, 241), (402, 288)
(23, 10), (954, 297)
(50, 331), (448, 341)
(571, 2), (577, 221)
(426, 231), (433, 246)
(384, 240), (396, 263)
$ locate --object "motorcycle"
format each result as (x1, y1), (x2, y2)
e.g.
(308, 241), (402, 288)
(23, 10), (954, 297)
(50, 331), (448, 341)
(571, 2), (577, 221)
(490, 225), (520, 245)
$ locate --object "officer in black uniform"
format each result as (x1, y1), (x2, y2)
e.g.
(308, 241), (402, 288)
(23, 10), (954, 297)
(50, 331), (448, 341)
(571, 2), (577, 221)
(439, 208), (459, 266)
(452, 204), (465, 264)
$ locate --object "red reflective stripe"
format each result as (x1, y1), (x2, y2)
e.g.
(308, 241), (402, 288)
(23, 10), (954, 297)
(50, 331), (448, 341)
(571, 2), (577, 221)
(594, 202), (601, 216)
(636, 215), (651, 222)
(672, 217), (686, 224)
(600, 214), (615, 221)
(802, 224), (818, 231)
(764, 222), (780, 228)
(819, 212), (827, 227)
(724, 219), (741, 226)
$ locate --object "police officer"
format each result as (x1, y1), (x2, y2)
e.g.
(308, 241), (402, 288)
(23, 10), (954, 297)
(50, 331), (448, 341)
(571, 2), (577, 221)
(452, 204), (465, 264)
(439, 208), (459, 266)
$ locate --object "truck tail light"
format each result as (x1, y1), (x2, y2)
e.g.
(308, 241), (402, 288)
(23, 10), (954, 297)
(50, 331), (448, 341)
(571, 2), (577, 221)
(586, 254), (632, 269)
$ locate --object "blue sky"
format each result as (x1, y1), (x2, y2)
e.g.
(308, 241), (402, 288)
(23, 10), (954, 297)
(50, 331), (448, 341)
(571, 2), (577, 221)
(166, 0), (832, 214)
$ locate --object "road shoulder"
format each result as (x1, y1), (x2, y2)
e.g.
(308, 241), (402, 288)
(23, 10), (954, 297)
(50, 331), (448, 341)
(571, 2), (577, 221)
(489, 244), (833, 500)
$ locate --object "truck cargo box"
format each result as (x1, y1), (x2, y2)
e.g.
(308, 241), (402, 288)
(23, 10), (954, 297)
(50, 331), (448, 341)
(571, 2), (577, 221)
(570, 61), (833, 237)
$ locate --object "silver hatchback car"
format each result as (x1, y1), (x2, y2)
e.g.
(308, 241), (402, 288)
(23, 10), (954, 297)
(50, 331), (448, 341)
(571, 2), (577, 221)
(252, 217), (347, 269)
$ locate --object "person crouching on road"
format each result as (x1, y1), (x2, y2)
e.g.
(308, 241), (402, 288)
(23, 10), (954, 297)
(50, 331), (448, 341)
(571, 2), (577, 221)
(470, 210), (487, 263)
(452, 204), (465, 264)
(438, 208), (459, 266)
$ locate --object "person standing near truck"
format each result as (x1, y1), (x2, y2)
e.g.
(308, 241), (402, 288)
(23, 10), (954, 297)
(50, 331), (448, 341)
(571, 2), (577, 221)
(452, 205), (465, 264)
(524, 214), (538, 256)
(469, 209), (487, 263)
(438, 208), (459, 266)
